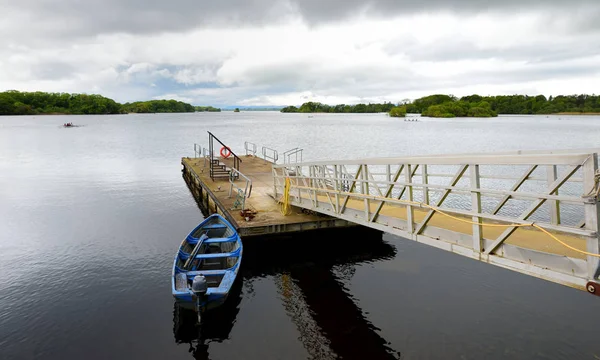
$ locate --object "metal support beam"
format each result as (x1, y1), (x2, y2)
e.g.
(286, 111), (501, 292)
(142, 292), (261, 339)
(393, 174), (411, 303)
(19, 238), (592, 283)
(405, 164), (414, 233)
(485, 165), (580, 255)
(547, 165), (561, 225)
(414, 165), (469, 235)
(471, 165), (483, 252)
(492, 165), (537, 215)
(583, 154), (600, 280)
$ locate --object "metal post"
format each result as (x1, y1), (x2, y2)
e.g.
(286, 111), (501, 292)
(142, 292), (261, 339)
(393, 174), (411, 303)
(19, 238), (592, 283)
(362, 165), (369, 221)
(334, 164), (340, 213)
(547, 165), (561, 225)
(422, 165), (429, 205)
(583, 153), (600, 280)
(470, 165), (483, 252)
(312, 166), (317, 207)
(405, 164), (414, 233)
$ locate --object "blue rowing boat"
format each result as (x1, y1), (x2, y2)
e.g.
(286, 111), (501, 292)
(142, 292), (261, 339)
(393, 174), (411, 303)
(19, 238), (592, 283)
(171, 214), (243, 322)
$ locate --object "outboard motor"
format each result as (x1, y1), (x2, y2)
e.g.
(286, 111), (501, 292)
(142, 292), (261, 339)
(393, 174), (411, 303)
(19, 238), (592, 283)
(192, 275), (208, 323)
(192, 275), (208, 295)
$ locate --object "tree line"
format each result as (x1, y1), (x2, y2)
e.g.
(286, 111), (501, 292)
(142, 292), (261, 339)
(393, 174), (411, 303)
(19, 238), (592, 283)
(121, 100), (196, 113)
(195, 106), (221, 112)
(0, 90), (218, 115)
(281, 102), (396, 113)
(282, 94), (600, 118)
(407, 94), (600, 116)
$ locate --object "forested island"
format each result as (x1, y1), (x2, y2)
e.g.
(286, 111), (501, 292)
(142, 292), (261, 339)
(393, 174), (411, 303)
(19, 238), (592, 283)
(195, 106), (221, 112)
(0, 90), (220, 115)
(122, 100), (196, 113)
(281, 102), (395, 113)
(282, 94), (600, 118)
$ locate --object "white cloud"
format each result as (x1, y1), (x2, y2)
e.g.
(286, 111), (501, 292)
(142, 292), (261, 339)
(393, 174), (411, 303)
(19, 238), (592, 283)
(0, 3), (599, 106)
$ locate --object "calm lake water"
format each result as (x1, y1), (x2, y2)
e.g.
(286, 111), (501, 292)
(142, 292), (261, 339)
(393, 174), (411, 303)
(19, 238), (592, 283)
(1, 112), (600, 360)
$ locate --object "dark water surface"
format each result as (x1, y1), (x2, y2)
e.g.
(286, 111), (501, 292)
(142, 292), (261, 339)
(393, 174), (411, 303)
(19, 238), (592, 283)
(1, 112), (600, 360)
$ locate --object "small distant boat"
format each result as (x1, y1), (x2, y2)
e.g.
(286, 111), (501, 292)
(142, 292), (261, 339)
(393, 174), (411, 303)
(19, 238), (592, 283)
(171, 214), (243, 323)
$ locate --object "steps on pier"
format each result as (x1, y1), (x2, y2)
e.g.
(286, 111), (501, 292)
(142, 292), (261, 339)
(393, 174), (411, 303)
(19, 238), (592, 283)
(209, 158), (238, 180)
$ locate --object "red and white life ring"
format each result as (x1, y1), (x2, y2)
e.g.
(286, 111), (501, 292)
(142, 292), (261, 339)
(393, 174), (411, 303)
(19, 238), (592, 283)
(220, 146), (232, 158)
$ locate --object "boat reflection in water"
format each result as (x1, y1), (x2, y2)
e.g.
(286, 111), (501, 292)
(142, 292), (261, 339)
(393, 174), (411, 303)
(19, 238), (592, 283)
(173, 226), (401, 360)
(173, 277), (243, 360)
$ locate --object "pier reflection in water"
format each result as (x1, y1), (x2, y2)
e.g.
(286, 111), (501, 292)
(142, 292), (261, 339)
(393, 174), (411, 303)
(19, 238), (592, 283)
(173, 227), (401, 360)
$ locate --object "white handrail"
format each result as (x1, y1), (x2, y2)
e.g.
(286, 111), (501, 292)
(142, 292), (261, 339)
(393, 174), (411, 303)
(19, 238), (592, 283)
(229, 168), (253, 210)
(262, 146), (279, 163)
(245, 141), (257, 156)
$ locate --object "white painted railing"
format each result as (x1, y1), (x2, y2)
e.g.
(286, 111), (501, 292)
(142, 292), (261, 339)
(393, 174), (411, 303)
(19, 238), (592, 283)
(262, 146), (279, 163)
(229, 168), (252, 210)
(272, 150), (600, 294)
(245, 141), (257, 156)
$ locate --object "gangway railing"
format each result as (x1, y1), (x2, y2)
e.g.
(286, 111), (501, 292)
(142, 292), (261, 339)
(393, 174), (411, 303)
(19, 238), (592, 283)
(228, 168), (252, 210)
(272, 151), (600, 295)
(245, 141), (257, 156)
(262, 146), (279, 164)
(283, 147), (304, 164)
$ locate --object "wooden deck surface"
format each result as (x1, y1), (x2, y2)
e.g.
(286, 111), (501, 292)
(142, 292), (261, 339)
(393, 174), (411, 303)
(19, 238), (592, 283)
(182, 156), (353, 236)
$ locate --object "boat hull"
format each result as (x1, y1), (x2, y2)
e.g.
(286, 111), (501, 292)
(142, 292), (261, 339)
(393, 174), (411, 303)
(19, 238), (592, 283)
(171, 214), (242, 316)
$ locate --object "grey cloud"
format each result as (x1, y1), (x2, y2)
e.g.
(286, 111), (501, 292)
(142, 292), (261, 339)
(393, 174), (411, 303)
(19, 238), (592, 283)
(388, 39), (600, 64)
(4, 0), (600, 39)
(30, 62), (77, 81)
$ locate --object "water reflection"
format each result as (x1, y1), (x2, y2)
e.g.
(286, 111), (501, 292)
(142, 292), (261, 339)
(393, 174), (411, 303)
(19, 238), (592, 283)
(173, 277), (243, 360)
(252, 228), (401, 360)
(173, 226), (400, 359)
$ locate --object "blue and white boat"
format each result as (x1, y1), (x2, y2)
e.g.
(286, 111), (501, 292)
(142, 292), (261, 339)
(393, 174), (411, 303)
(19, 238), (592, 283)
(171, 214), (243, 322)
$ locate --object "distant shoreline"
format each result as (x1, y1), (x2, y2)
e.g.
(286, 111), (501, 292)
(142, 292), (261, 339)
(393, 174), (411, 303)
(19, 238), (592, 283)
(553, 112), (600, 115)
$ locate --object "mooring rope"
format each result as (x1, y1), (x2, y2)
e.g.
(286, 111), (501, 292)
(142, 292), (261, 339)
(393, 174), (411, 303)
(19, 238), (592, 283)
(279, 177), (292, 216)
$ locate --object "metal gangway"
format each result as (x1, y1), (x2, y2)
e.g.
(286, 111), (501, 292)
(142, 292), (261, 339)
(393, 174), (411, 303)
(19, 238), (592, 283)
(272, 149), (600, 295)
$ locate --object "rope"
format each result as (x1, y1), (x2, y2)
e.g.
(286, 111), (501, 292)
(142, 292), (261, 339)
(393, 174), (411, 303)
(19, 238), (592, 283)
(279, 177), (292, 216)
(586, 169), (600, 199)
(290, 184), (600, 258)
(419, 201), (600, 258)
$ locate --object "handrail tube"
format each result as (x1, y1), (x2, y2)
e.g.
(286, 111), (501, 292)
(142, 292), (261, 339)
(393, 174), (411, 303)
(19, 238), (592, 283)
(208, 131), (242, 181)
(272, 153), (591, 167)
(208, 131), (242, 163)
(283, 147), (303, 164)
(228, 168), (253, 209)
(262, 146), (279, 163)
(245, 141), (257, 156)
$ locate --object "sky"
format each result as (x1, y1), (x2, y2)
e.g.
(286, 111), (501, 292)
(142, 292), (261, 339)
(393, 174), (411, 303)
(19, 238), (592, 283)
(1, 0), (599, 106)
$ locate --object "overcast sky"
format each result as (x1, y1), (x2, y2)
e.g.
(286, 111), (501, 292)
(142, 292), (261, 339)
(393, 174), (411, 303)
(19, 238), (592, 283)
(1, 0), (599, 106)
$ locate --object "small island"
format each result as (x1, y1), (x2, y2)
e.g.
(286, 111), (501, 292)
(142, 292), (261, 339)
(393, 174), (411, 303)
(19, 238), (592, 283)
(195, 106), (221, 112)
(281, 93), (600, 118)
(0, 90), (220, 116)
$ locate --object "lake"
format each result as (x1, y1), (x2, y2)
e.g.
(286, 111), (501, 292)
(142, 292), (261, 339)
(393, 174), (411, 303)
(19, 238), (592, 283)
(1, 112), (600, 360)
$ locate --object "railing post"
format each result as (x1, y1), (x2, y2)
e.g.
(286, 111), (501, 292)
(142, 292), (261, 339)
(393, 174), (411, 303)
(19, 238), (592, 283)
(405, 164), (414, 233)
(470, 164), (483, 252)
(422, 165), (429, 205)
(547, 165), (561, 225)
(363, 165), (369, 221)
(334, 164), (340, 213)
(583, 153), (600, 281)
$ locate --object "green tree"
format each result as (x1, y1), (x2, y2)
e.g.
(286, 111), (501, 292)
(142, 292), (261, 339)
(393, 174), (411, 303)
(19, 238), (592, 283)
(389, 106), (407, 117)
